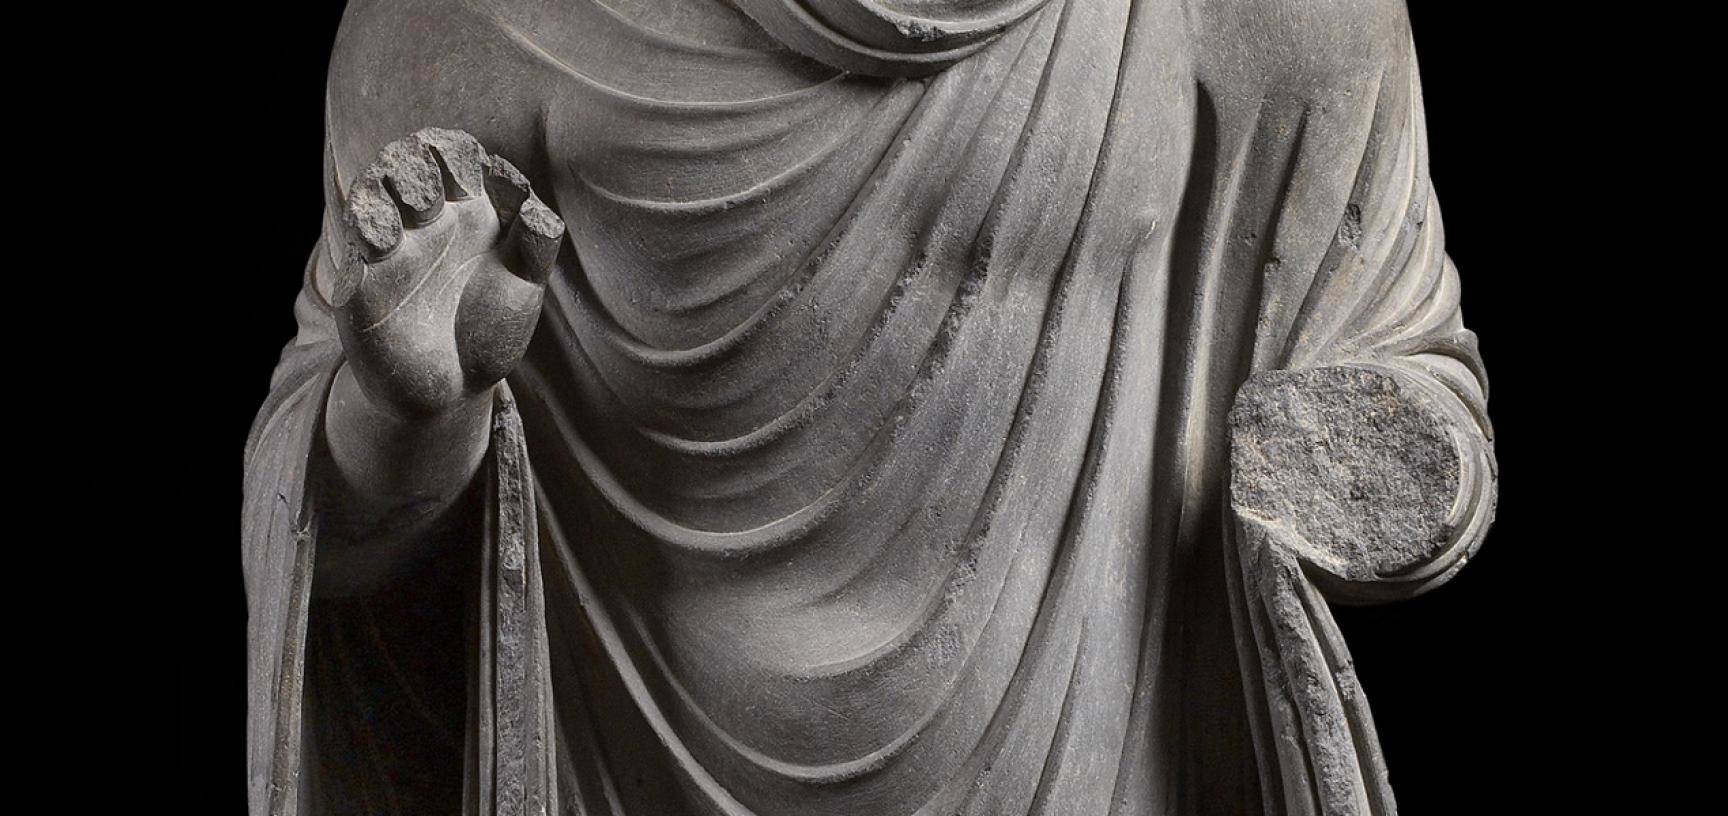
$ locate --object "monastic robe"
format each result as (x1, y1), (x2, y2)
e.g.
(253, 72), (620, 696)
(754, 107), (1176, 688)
(244, 1), (1497, 813)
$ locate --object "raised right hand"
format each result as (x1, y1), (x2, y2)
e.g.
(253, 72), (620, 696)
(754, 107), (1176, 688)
(327, 128), (565, 418)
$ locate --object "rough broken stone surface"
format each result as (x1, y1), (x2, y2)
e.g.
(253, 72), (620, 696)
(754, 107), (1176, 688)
(1230, 365), (1463, 582)
(242, 2), (1501, 814)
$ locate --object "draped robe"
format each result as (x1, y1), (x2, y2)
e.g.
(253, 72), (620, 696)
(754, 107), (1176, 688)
(244, 1), (1498, 813)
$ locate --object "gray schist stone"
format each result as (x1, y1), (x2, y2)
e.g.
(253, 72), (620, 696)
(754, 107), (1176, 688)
(1230, 366), (1461, 586)
(243, 1), (1500, 814)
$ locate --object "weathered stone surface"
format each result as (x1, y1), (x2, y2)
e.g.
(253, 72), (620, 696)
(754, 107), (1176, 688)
(1230, 365), (1463, 584)
(243, 2), (1500, 814)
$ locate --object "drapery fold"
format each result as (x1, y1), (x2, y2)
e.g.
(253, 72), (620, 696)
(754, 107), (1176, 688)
(243, 247), (557, 816)
(731, 0), (1055, 76)
(243, 248), (339, 816)
(1201, 30), (1497, 816)
(247, 1), (1497, 813)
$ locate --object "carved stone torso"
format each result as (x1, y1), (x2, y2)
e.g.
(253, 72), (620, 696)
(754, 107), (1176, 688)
(246, 2), (1499, 814)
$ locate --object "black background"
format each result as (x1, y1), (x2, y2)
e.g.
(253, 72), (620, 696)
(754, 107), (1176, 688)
(140, 2), (1642, 812)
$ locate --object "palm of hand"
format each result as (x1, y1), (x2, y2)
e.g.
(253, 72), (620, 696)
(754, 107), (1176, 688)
(328, 128), (564, 416)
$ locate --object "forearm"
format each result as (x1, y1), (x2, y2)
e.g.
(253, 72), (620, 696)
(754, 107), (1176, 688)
(313, 361), (494, 596)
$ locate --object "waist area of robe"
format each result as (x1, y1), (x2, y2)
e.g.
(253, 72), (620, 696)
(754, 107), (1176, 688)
(498, 0), (1207, 812)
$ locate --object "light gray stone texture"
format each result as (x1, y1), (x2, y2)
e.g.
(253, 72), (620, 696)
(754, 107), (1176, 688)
(243, 1), (1501, 813)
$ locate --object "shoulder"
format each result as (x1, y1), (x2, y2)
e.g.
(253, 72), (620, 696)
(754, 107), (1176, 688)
(324, 0), (557, 189)
(1190, 0), (1415, 101)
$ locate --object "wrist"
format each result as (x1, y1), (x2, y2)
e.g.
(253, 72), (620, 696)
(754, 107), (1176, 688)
(323, 362), (494, 510)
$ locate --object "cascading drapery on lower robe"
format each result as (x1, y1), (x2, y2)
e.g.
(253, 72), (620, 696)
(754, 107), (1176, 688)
(245, 1), (1498, 813)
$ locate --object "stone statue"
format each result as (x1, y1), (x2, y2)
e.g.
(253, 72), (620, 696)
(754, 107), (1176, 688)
(243, 1), (1498, 813)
